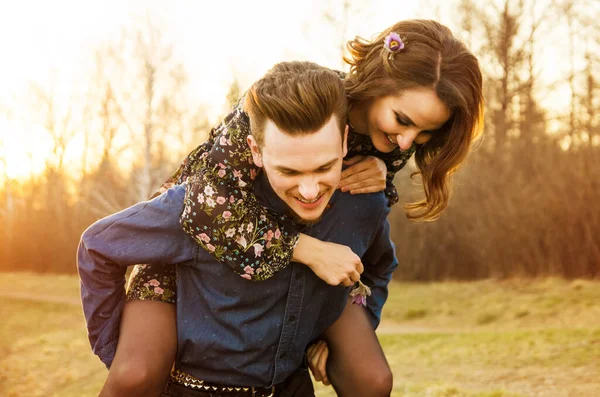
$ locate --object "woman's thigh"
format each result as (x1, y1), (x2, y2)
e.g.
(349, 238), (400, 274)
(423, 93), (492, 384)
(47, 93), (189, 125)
(100, 264), (178, 397)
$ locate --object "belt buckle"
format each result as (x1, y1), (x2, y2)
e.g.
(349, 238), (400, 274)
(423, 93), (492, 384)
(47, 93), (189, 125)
(251, 385), (275, 397)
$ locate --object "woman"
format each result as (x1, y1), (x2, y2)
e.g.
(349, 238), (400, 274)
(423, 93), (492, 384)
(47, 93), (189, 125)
(99, 19), (484, 397)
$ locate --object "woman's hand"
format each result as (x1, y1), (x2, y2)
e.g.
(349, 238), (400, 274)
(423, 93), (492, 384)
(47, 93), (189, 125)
(307, 340), (330, 386)
(293, 234), (363, 286)
(340, 155), (387, 194)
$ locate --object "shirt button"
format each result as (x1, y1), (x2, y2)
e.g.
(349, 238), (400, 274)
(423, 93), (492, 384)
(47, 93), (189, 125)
(294, 272), (302, 280)
(279, 353), (286, 359)
(288, 315), (297, 322)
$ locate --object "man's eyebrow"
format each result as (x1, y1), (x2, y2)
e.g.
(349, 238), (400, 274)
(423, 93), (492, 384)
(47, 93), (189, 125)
(275, 158), (339, 173)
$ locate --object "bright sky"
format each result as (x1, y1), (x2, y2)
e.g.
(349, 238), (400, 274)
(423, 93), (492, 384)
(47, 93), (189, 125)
(0, 0), (580, 180)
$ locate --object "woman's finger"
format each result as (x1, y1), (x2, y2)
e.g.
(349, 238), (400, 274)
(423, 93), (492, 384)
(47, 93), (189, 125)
(349, 186), (384, 195)
(341, 169), (374, 187)
(342, 179), (386, 193)
(341, 160), (374, 180)
(342, 155), (366, 167)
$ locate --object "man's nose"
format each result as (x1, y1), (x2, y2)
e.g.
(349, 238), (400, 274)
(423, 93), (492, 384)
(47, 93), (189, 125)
(395, 129), (419, 150)
(298, 178), (319, 200)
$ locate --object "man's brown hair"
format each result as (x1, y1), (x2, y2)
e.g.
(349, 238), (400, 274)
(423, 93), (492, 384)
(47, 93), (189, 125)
(244, 61), (347, 147)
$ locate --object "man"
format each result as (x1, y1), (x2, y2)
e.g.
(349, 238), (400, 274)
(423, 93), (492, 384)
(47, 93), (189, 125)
(78, 61), (397, 397)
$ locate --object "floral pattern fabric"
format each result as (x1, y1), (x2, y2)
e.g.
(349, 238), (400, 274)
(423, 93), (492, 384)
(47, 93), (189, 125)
(128, 73), (416, 295)
(126, 264), (176, 304)
(177, 97), (415, 282)
(127, 109), (416, 301)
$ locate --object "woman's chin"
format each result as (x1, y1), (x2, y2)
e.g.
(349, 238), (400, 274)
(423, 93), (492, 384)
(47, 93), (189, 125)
(373, 138), (397, 153)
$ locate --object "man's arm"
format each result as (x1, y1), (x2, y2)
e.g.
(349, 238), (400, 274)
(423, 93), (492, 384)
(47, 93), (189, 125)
(77, 185), (196, 367)
(360, 206), (398, 329)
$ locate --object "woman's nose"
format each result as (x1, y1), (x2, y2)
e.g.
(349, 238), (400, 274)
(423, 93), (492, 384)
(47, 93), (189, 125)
(395, 129), (419, 150)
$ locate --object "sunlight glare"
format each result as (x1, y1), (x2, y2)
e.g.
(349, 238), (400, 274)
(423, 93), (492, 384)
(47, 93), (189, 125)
(0, 119), (53, 180)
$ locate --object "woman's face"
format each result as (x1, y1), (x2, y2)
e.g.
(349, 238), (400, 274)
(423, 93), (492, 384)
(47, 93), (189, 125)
(364, 87), (451, 153)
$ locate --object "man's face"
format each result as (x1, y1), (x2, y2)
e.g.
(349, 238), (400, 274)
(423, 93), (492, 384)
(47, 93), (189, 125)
(249, 116), (348, 223)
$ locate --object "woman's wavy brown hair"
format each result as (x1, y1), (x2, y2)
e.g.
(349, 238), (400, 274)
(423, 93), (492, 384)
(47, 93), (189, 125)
(344, 19), (484, 221)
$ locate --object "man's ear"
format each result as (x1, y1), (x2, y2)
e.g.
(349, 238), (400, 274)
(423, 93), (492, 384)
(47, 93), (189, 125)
(247, 135), (263, 167)
(342, 125), (349, 158)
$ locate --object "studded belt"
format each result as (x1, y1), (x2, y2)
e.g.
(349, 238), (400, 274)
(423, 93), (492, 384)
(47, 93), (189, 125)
(169, 369), (276, 397)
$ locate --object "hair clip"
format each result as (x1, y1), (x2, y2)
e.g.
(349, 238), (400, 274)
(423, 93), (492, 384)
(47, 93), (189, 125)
(383, 32), (405, 60)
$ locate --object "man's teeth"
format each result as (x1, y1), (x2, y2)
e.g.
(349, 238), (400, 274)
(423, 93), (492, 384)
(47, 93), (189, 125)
(386, 134), (396, 144)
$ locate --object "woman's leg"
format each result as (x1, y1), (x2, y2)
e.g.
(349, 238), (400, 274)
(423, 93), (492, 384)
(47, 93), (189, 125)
(323, 300), (393, 397)
(99, 265), (178, 397)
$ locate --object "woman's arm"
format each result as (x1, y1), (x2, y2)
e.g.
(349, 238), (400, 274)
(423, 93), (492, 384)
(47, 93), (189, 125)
(178, 103), (411, 284)
(179, 103), (365, 284)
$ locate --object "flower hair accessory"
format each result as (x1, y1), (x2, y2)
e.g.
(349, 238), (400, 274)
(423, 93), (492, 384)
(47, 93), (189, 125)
(383, 32), (405, 60)
(350, 280), (372, 307)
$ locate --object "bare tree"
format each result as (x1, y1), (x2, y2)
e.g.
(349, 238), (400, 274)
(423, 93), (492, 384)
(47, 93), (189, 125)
(321, 0), (371, 71)
(0, 138), (11, 265)
(563, 0), (579, 138)
(553, 0), (598, 143)
(518, 0), (551, 151)
(480, 0), (529, 149)
(582, 50), (599, 145)
(225, 78), (242, 110)
(456, 0), (475, 49)
(88, 19), (201, 204)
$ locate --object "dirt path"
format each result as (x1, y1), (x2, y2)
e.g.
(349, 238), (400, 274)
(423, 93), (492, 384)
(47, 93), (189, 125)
(0, 290), (81, 306)
(3, 290), (443, 336)
(0, 292), (519, 336)
(376, 318), (441, 334)
(2, 291), (442, 335)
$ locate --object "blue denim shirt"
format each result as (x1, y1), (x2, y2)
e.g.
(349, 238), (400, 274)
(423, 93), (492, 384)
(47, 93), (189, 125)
(78, 175), (397, 386)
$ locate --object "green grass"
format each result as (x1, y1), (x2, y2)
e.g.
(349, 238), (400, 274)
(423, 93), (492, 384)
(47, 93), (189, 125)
(2, 272), (600, 396)
(0, 297), (106, 397)
(382, 278), (600, 330)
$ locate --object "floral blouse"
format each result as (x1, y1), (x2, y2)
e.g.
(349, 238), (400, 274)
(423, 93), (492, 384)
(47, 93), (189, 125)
(158, 95), (416, 282)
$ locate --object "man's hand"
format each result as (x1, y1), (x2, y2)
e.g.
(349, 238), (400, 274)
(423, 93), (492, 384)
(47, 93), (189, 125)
(307, 340), (330, 386)
(293, 235), (363, 286)
(340, 155), (387, 195)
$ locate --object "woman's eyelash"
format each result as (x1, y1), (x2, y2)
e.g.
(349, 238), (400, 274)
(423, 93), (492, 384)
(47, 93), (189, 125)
(395, 116), (409, 126)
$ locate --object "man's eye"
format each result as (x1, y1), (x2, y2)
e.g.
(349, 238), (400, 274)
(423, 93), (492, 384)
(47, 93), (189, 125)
(317, 167), (333, 173)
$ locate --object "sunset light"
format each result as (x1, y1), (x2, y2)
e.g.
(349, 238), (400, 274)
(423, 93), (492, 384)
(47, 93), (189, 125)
(1, 0), (599, 396)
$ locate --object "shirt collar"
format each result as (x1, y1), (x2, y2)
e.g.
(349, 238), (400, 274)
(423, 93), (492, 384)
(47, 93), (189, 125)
(254, 172), (289, 215)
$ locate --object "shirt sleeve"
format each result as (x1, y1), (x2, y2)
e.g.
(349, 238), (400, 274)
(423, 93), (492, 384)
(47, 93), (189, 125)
(77, 185), (196, 367)
(179, 102), (299, 281)
(359, 205), (398, 329)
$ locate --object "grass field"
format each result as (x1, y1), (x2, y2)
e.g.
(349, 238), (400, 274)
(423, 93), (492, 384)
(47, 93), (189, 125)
(1, 273), (598, 397)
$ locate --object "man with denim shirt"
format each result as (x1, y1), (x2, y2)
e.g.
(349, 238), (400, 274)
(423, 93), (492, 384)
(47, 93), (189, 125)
(78, 62), (397, 397)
